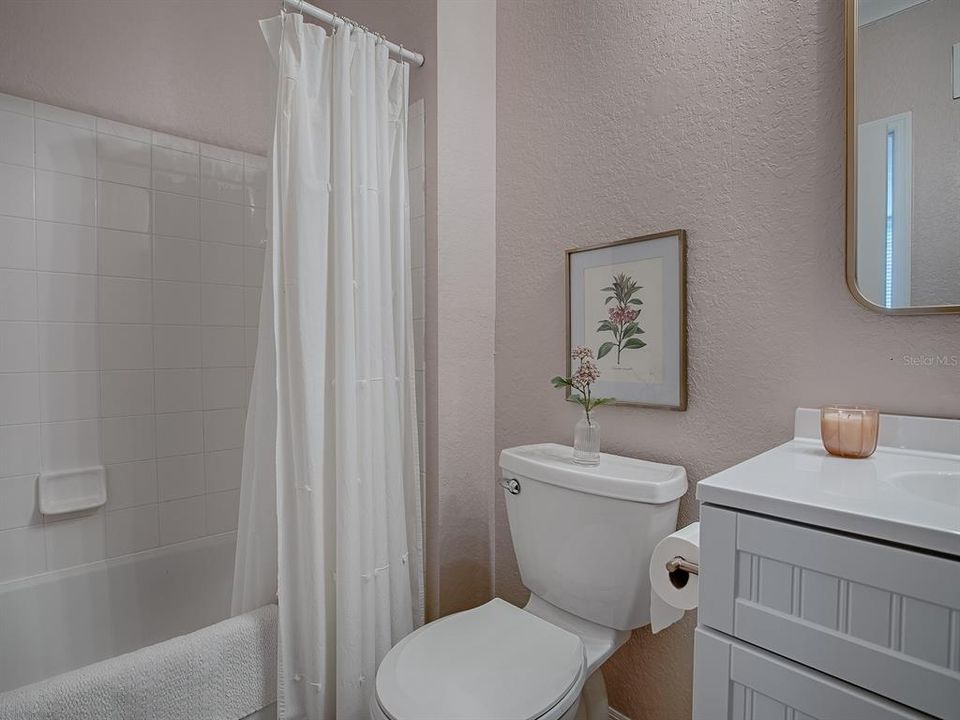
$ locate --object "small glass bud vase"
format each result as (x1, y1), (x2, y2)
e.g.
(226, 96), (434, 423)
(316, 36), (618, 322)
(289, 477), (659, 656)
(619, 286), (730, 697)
(573, 415), (601, 465)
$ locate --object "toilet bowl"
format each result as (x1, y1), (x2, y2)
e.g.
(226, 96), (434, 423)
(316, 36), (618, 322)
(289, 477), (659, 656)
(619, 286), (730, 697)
(373, 443), (687, 720)
(372, 599), (587, 720)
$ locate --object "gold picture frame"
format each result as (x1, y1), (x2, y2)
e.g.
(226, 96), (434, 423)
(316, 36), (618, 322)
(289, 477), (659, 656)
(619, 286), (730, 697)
(844, 0), (959, 314)
(565, 229), (688, 410)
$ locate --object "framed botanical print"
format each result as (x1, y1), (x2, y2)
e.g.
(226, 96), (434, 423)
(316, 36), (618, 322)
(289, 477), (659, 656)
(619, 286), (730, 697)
(565, 230), (687, 410)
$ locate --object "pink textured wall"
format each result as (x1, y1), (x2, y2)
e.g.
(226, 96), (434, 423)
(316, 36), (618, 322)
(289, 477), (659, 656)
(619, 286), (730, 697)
(434, 0), (496, 617)
(0, 0), (276, 154)
(0, 0), (436, 157)
(495, 1), (960, 719)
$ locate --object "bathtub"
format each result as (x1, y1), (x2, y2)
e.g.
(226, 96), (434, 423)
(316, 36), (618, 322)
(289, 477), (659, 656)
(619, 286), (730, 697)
(0, 532), (237, 693)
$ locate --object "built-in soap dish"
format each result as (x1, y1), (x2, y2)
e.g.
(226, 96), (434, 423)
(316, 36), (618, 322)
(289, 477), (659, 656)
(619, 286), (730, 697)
(38, 467), (107, 516)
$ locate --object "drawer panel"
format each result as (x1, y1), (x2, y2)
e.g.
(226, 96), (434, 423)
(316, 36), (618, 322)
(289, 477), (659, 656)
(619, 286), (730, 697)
(699, 506), (960, 719)
(694, 628), (931, 720)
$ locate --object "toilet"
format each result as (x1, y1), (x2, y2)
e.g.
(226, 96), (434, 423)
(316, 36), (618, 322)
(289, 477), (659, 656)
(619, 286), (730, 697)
(372, 443), (687, 720)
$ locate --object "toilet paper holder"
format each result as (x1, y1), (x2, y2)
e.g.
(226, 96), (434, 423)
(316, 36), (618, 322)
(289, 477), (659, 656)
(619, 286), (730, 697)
(665, 556), (699, 576)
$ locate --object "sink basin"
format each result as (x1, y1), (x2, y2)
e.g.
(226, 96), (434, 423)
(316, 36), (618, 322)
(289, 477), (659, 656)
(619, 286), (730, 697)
(697, 409), (960, 556)
(888, 471), (960, 505)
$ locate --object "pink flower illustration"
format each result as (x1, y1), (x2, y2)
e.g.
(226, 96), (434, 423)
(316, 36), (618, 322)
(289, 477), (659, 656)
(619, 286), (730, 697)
(597, 272), (646, 365)
(607, 306), (639, 326)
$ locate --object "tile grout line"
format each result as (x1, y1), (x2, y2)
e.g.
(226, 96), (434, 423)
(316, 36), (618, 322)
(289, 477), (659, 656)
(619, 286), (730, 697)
(30, 102), (49, 572)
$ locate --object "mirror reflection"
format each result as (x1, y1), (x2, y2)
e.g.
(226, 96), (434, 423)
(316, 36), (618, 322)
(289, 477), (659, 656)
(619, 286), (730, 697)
(855, 0), (960, 309)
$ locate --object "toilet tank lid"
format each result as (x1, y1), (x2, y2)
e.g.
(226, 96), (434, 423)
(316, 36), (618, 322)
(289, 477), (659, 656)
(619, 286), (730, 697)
(499, 443), (687, 504)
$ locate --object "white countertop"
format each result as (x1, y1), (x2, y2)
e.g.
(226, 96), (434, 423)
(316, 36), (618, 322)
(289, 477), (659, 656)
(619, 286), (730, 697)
(697, 410), (960, 557)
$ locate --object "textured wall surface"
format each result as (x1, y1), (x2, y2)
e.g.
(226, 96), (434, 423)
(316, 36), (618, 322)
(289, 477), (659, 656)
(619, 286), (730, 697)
(434, 0), (497, 617)
(495, 1), (960, 719)
(0, 0), (276, 154)
(858, 0), (960, 307)
(0, 0), (438, 158)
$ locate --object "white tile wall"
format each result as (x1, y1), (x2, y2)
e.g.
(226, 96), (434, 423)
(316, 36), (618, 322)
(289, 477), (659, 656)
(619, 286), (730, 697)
(106, 504), (159, 558)
(158, 496), (205, 545)
(154, 236), (201, 282)
(98, 181), (151, 233)
(39, 371), (100, 421)
(41, 419), (101, 471)
(99, 276), (152, 324)
(35, 103), (95, 130)
(100, 415), (155, 464)
(98, 229), (151, 279)
(154, 325), (202, 369)
(0, 268), (37, 320)
(205, 489), (241, 534)
(154, 191), (200, 240)
(157, 453), (204, 501)
(152, 146), (199, 196)
(100, 324), (154, 370)
(35, 171), (96, 226)
(408, 101), (427, 475)
(0, 110), (35, 167)
(0, 163), (34, 218)
(97, 134), (150, 188)
(0, 91), (428, 585)
(201, 157), (244, 204)
(100, 370), (155, 417)
(37, 222), (97, 274)
(105, 460), (157, 511)
(204, 449), (242, 492)
(0, 92), (265, 583)
(45, 513), (105, 570)
(0, 216), (36, 270)
(0, 372), (39, 425)
(37, 272), (97, 322)
(0, 525), (45, 583)
(0, 475), (41, 530)
(155, 369), (203, 414)
(35, 120), (96, 178)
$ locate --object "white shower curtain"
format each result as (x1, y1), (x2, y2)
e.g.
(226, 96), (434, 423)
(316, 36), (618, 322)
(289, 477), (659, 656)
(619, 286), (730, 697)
(233, 13), (424, 720)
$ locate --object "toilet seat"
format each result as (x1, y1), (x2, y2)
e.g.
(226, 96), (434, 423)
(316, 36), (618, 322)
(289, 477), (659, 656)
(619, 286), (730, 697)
(375, 598), (587, 720)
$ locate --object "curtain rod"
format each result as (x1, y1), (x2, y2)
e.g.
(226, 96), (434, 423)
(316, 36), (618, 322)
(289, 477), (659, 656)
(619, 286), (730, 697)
(282, 0), (426, 67)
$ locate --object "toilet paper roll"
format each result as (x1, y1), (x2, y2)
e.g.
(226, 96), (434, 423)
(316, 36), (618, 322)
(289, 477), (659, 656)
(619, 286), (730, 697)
(648, 522), (700, 633)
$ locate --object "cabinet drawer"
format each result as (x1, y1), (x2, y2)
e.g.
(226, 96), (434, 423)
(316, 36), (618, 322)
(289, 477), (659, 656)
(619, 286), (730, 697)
(699, 505), (960, 720)
(694, 628), (931, 720)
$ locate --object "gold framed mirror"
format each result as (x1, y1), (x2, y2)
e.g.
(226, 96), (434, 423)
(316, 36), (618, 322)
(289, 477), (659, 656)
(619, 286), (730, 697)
(845, 0), (960, 314)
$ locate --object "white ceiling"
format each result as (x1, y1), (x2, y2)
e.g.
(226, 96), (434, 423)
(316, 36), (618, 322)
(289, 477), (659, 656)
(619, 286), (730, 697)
(858, 0), (931, 26)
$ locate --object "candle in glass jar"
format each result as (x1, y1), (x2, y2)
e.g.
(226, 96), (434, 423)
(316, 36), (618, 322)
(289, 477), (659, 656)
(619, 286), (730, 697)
(820, 406), (879, 459)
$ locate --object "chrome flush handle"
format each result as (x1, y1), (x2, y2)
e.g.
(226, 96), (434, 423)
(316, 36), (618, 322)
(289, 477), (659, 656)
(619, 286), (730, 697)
(498, 477), (521, 495)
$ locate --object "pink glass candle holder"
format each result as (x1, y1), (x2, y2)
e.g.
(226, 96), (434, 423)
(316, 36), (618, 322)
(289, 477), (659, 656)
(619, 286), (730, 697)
(820, 406), (879, 459)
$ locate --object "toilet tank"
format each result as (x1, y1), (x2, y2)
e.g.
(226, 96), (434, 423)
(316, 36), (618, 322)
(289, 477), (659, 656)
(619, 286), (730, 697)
(499, 443), (687, 632)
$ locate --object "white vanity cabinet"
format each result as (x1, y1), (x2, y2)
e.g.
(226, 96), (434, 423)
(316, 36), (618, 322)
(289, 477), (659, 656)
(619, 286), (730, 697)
(694, 627), (932, 720)
(694, 506), (959, 719)
(692, 410), (960, 720)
